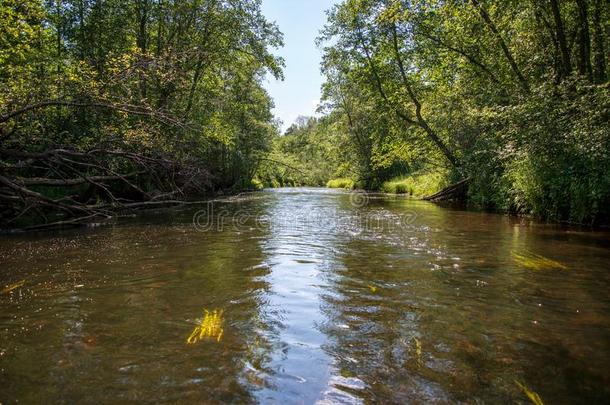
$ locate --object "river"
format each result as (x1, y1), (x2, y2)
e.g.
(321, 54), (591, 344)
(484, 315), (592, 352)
(1, 188), (609, 403)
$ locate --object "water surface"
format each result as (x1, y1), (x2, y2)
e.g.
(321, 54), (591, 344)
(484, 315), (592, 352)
(1, 188), (609, 403)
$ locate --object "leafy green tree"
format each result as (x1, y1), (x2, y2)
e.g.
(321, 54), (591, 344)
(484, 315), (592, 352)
(0, 0), (284, 227)
(314, 0), (609, 223)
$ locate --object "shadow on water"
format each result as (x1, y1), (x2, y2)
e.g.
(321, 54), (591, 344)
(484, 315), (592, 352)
(1, 187), (610, 403)
(0, 198), (278, 403)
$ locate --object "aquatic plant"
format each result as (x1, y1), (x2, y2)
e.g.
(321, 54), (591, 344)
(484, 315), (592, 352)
(186, 309), (224, 344)
(512, 251), (568, 271)
(412, 337), (422, 367)
(515, 381), (544, 405)
(1, 280), (25, 294)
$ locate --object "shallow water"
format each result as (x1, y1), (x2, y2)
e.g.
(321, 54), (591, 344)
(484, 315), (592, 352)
(1, 188), (609, 403)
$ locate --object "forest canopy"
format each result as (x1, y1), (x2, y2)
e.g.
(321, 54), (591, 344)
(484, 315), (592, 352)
(0, 0), (283, 228)
(261, 0), (609, 225)
(1, 0), (609, 229)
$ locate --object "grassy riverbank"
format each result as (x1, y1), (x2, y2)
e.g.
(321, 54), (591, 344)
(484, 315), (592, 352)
(325, 171), (448, 198)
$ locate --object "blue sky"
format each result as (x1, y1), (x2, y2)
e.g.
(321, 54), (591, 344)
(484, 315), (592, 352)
(261, 0), (337, 132)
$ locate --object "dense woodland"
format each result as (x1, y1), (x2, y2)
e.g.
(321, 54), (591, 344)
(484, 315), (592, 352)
(261, 0), (610, 225)
(0, 0), (282, 228)
(1, 0), (609, 229)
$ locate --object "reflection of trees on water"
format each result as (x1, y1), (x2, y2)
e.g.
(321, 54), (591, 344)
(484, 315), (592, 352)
(321, 197), (503, 402)
(319, 238), (451, 403)
(251, 191), (344, 403)
(0, 202), (279, 403)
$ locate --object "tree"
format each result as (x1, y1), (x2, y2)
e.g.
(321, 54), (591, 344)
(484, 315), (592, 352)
(0, 0), (284, 228)
(315, 0), (610, 223)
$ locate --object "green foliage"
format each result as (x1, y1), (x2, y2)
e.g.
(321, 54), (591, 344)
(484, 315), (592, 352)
(327, 178), (355, 189)
(381, 172), (448, 197)
(256, 116), (344, 187)
(314, 0), (610, 224)
(461, 78), (610, 224)
(4, 0), (607, 227)
(498, 81), (610, 223)
(0, 0), (284, 192)
(250, 178), (264, 190)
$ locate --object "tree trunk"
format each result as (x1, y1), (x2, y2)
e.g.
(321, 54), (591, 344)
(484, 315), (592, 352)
(135, 0), (149, 100)
(549, 0), (572, 79)
(534, 4), (562, 82)
(390, 24), (460, 168)
(419, 30), (502, 85)
(55, 0), (62, 76)
(576, 0), (593, 80)
(591, 0), (607, 83)
(471, 0), (530, 93)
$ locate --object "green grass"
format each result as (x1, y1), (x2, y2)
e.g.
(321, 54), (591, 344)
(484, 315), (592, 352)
(381, 171), (448, 197)
(326, 178), (355, 189)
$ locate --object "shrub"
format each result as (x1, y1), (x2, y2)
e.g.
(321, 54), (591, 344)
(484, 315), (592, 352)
(327, 178), (355, 189)
(467, 80), (610, 223)
(381, 172), (448, 197)
(250, 178), (264, 190)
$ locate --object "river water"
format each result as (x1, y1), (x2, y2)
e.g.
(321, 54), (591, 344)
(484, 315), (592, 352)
(1, 188), (609, 403)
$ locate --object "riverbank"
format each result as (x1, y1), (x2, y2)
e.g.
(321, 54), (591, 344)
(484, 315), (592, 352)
(325, 171), (609, 228)
(326, 172), (449, 198)
(0, 186), (262, 234)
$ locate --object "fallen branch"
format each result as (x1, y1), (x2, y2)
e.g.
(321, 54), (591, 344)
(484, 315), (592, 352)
(0, 99), (187, 128)
(23, 214), (107, 231)
(0, 142), (212, 229)
(14, 171), (145, 186)
(423, 178), (470, 202)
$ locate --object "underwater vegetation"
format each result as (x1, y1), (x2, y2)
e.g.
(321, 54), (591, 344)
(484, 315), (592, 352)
(515, 381), (544, 405)
(1, 280), (26, 294)
(412, 337), (422, 368)
(512, 251), (568, 271)
(186, 309), (225, 344)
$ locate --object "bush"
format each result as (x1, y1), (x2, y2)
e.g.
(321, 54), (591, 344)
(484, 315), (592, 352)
(327, 178), (355, 189)
(394, 183), (409, 194)
(466, 80), (610, 224)
(250, 178), (264, 190)
(381, 172), (448, 197)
